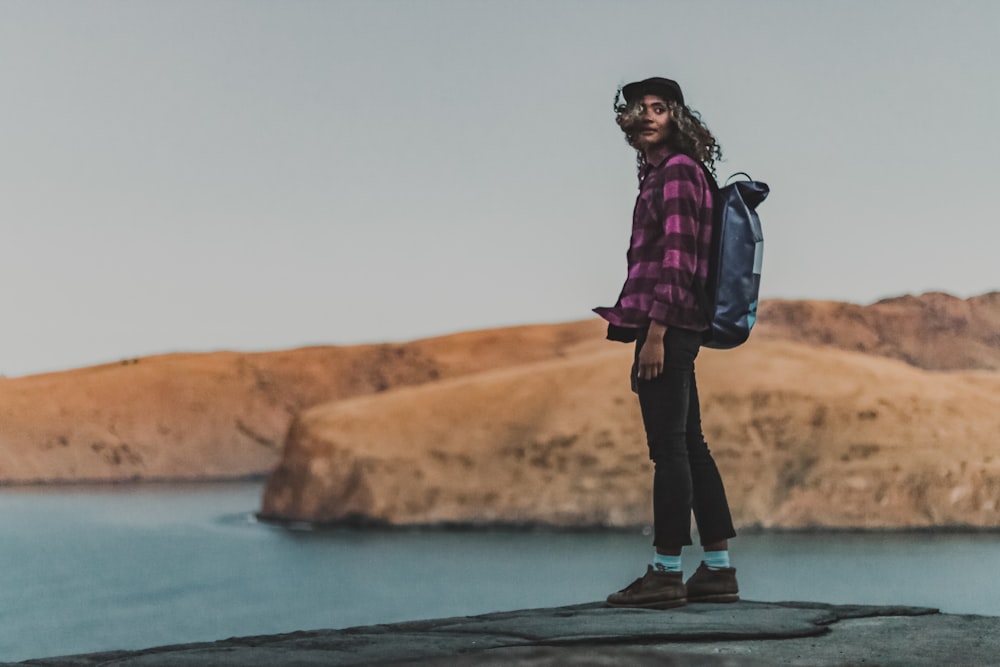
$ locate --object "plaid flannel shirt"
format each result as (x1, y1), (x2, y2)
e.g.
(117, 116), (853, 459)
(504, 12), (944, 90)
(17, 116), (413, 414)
(594, 147), (713, 333)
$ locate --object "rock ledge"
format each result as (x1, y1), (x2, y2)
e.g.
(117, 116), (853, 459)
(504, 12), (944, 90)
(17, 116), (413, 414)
(17, 600), (1000, 666)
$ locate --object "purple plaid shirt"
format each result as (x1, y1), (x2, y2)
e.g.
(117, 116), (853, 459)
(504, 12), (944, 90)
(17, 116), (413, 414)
(594, 147), (713, 332)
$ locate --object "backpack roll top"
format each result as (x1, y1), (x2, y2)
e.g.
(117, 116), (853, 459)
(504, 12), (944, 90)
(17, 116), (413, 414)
(733, 179), (769, 209)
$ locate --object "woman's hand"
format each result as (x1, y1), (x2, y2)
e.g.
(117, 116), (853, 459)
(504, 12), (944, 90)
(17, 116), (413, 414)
(638, 322), (667, 380)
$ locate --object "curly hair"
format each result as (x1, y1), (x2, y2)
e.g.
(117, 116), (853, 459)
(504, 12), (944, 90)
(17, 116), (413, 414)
(614, 91), (722, 176)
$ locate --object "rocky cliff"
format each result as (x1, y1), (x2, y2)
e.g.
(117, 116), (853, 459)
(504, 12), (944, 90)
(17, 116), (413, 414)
(260, 291), (1000, 529)
(259, 339), (1000, 529)
(5, 291), (1000, 533)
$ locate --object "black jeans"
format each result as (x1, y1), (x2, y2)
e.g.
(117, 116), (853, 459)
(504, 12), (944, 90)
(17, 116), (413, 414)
(632, 327), (737, 548)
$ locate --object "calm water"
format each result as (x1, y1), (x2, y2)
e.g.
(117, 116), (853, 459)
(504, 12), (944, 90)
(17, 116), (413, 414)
(1, 483), (998, 662)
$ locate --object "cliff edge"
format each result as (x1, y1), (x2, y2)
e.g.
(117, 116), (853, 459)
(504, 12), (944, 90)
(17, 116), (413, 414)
(260, 291), (1000, 529)
(260, 338), (1000, 529)
(17, 600), (1000, 666)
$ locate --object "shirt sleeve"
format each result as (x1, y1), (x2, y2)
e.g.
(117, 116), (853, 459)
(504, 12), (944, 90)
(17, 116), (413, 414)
(648, 160), (705, 326)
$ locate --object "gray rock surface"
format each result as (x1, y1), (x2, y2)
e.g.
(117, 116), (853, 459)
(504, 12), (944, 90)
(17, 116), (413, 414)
(15, 600), (1000, 666)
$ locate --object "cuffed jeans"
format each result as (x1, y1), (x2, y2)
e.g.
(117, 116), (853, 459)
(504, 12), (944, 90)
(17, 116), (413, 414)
(632, 327), (737, 548)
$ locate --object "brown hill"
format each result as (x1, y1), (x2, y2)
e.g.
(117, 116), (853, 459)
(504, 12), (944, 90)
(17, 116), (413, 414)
(0, 321), (602, 484)
(756, 291), (1000, 370)
(5, 288), (999, 519)
(260, 340), (1000, 529)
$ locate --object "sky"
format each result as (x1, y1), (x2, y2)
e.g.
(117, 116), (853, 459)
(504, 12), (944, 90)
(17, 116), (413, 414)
(2, 0), (999, 378)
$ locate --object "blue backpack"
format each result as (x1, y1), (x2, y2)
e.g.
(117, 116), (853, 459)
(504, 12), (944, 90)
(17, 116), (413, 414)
(695, 169), (769, 349)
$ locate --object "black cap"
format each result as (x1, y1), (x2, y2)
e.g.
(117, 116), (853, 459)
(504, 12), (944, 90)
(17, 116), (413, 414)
(621, 77), (684, 106)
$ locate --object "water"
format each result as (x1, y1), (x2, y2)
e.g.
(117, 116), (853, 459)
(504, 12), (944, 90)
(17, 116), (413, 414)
(1, 483), (998, 662)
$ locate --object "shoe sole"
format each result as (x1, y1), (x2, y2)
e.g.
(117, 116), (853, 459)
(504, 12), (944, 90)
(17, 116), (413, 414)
(688, 593), (739, 603)
(605, 597), (688, 610)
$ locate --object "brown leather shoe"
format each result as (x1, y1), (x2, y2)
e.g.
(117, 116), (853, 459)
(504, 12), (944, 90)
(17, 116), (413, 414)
(606, 565), (687, 609)
(685, 561), (739, 603)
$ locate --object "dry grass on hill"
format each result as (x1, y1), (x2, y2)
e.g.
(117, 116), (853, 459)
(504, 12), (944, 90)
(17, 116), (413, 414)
(261, 339), (1000, 529)
(5, 291), (1000, 531)
(0, 321), (601, 483)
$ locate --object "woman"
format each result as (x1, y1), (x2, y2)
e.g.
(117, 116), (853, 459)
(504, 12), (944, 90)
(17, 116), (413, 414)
(594, 77), (739, 609)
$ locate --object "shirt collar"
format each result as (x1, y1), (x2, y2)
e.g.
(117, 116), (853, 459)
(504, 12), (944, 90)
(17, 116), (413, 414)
(638, 145), (675, 184)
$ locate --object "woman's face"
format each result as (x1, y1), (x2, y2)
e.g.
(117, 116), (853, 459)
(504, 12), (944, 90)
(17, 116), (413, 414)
(632, 94), (672, 151)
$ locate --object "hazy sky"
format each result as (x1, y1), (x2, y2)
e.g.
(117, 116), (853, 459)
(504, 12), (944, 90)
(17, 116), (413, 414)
(3, 1), (999, 377)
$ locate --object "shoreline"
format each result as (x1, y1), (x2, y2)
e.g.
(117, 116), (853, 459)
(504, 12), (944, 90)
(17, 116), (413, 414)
(254, 512), (1000, 535)
(2, 478), (998, 536)
(0, 474), (269, 490)
(4, 479), (997, 534)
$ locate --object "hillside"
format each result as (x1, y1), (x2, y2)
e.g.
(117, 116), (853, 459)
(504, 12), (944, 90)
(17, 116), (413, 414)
(756, 291), (1000, 370)
(0, 321), (600, 483)
(4, 290), (999, 532)
(259, 339), (1000, 529)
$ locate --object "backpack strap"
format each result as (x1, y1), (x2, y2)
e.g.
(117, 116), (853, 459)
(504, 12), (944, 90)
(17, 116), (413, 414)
(692, 161), (719, 331)
(698, 163), (721, 193)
